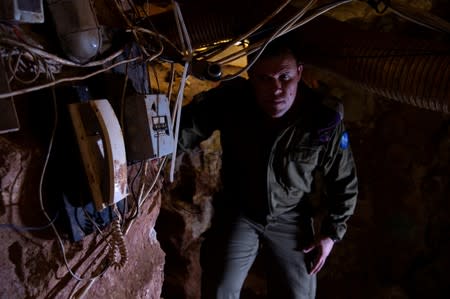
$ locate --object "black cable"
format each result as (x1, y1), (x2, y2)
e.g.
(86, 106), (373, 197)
(117, 197), (127, 226)
(128, 160), (145, 220)
(0, 211), (59, 231)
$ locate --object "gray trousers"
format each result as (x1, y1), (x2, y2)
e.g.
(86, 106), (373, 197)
(201, 215), (316, 299)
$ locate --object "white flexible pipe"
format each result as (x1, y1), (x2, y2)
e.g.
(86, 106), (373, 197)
(169, 61), (190, 182)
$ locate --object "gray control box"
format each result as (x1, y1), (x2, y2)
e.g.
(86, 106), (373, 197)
(124, 94), (174, 162)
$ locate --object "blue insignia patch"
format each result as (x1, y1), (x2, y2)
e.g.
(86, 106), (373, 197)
(340, 131), (349, 149)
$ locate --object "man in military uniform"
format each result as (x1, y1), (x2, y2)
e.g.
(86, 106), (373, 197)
(179, 36), (358, 299)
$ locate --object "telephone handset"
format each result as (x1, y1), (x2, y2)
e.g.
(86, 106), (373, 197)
(68, 99), (128, 211)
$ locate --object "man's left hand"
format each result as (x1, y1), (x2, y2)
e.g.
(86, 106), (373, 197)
(303, 236), (335, 275)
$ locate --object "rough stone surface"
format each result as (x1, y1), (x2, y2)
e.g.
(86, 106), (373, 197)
(0, 119), (165, 299)
(156, 135), (221, 299)
(1, 1), (449, 299)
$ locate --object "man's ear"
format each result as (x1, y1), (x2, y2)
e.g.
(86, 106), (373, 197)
(296, 64), (304, 84)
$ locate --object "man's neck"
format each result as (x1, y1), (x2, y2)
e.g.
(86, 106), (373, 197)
(265, 90), (304, 129)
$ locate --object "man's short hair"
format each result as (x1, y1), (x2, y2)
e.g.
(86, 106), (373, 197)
(247, 34), (301, 69)
(248, 34), (300, 62)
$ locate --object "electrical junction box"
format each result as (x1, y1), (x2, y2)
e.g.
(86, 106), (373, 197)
(62, 193), (126, 242)
(124, 94), (174, 163)
(0, 0), (44, 23)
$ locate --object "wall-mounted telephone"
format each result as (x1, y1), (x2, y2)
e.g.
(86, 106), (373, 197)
(68, 99), (128, 211)
(124, 94), (174, 163)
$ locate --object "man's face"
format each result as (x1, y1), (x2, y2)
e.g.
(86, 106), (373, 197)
(249, 52), (303, 118)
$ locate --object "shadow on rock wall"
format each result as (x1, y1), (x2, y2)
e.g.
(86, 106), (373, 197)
(157, 73), (450, 299)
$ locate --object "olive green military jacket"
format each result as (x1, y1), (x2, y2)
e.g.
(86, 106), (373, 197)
(178, 78), (358, 242)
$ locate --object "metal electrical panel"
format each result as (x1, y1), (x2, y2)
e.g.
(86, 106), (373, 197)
(124, 94), (174, 163)
(0, 0), (44, 23)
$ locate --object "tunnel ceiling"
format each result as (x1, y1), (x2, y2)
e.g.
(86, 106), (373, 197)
(139, 0), (450, 113)
(0, 0), (448, 112)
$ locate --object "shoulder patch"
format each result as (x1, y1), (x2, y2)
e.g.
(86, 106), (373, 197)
(314, 99), (342, 144)
(340, 131), (349, 149)
(302, 92), (345, 145)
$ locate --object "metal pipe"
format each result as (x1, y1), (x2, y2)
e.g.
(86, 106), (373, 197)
(148, 2), (450, 113)
(291, 16), (450, 113)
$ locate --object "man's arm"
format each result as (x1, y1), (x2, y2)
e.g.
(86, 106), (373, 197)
(178, 78), (247, 151)
(303, 109), (358, 275)
(320, 122), (358, 242)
